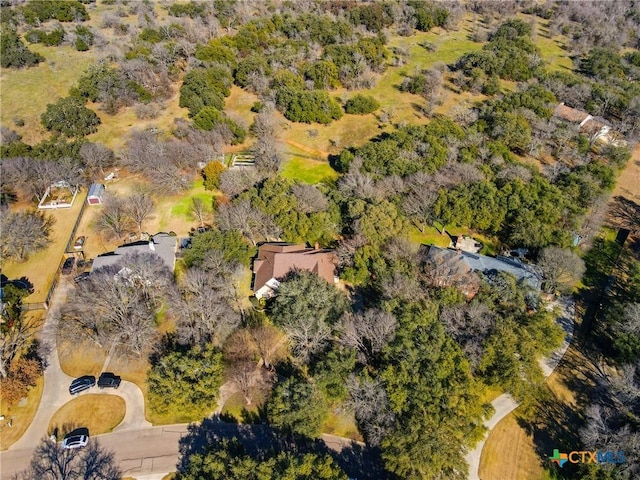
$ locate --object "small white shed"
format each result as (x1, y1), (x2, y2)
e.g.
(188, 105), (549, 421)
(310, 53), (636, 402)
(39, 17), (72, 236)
(87, 183), (105, 205)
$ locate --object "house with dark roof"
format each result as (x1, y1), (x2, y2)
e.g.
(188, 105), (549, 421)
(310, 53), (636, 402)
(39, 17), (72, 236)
(91, 233), (177, 273)
(252, 243), (338, 299)
(423, 245), (542, 296)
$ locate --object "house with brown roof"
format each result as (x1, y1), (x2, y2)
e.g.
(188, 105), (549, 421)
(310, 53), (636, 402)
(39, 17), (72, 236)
(252, 243), (338, 299)
(553, 102), (618, 145)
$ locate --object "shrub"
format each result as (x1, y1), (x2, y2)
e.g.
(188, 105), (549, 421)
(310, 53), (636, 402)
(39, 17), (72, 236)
(344, 94), (380, 115)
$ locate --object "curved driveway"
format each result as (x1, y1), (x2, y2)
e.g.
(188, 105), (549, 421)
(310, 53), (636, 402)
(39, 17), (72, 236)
(5, 278), (149, 453)
(465, 296), (575, 480)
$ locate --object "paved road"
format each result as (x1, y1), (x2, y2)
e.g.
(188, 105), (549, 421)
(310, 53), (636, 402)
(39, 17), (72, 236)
(465, 296), (575, 480)
(1, 423), (369, 479)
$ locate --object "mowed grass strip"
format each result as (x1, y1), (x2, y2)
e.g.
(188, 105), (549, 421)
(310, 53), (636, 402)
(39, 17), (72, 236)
(48, 394), (126, 436)
(0, 376), (44, 451)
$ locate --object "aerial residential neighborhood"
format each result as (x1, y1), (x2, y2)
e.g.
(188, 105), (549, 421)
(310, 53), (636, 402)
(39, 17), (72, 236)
(1, 1), (639, 479)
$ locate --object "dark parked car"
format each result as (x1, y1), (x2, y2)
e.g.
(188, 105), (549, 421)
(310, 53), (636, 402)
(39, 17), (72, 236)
(74, 272), (90, 283)
(69, 376), (95, 395)
(62, 257), (75, 275)
(97, 372), (121, 389)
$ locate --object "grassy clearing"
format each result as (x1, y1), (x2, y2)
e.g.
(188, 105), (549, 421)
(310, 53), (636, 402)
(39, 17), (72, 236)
(0, 376), (44, 451)
(0, 44), (95, 145)
(169, 179), (213, 220)
(48, 395), (126, 436)
(321, 408), (362, 441)
(533, 19), (573, 73)
(282, 154), (339, 185)
(87, 90), (190, 151)
(2, 190), (87, 303)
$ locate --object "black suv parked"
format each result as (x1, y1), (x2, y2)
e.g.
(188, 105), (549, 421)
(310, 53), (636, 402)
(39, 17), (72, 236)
(97, 372), (121, 389)
(69, 376), (95, 395)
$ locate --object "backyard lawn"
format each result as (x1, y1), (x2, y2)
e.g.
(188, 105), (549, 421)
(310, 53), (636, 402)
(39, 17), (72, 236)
(0, 376), (43, 451)
(2, 190), (88, 304)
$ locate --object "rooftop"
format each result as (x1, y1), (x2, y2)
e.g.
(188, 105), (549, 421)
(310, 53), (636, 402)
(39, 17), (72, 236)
(252, 243), (337, 298)
(426, 245), (541, 290)
(91, 233), (177, 273)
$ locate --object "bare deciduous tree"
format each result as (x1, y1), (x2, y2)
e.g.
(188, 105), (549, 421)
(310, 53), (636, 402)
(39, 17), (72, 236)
(538, 247), (586, 294)
(339, 309), (397, 364)
(346, 375), (395, 447)
(219, 168), (265, 198)
(124, 188), (155, 235)
(440, 302), (495, 369)
(175, 268), (240, 348)
(216, 200), (281, 245)
(249, 325), (288, 370)
(79, 142), (115, 180)
(0, 209), (55, 261)
(189, 197), (209, 226)
(291, 183), (329, 213)
(14, 437), (121, 480)
(61, 253), (173, 356)
(97, 194), (132, 240)
(226, 361), (272, 406)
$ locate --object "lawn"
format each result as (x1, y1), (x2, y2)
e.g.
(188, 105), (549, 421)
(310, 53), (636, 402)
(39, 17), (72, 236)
(57, 339), (107, 379)
(48, 394), (126, 436)
(0, 376), (44, 451)
(479, 412), (551, 480)
(169, 179), (214, 221)
(2, 190), (88, 304)
(281, 154), (339, 185)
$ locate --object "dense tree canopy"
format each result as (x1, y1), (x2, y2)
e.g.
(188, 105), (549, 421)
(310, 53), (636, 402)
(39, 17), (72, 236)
(41, 96), (101, 137)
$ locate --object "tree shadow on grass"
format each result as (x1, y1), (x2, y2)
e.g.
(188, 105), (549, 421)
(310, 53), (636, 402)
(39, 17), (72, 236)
(608, 196), (640, 231)
(517, 341), (608, 478)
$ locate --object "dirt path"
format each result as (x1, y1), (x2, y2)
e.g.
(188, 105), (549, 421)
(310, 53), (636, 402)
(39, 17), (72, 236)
(283, 139), (329, 159)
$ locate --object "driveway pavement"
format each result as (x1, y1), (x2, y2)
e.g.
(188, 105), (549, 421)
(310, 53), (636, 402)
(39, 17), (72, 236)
(6, 278), (149, 453)
(465, 296), (575, 480)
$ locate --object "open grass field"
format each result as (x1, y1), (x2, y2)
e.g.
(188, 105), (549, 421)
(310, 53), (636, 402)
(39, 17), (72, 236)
(281, 150), (340, 184)
(2, 190), (88, 304)
(0, 376), (43, 451)
(0, 44), (95, 145)
(48, 394), (126, 436)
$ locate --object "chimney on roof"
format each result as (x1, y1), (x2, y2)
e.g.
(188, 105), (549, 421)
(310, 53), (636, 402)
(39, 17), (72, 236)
(149, 239), (155, 251)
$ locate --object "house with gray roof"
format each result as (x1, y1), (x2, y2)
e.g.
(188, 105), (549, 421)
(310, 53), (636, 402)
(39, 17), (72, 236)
(91, 233), (177, 273)
(423, 245), (542, 293)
